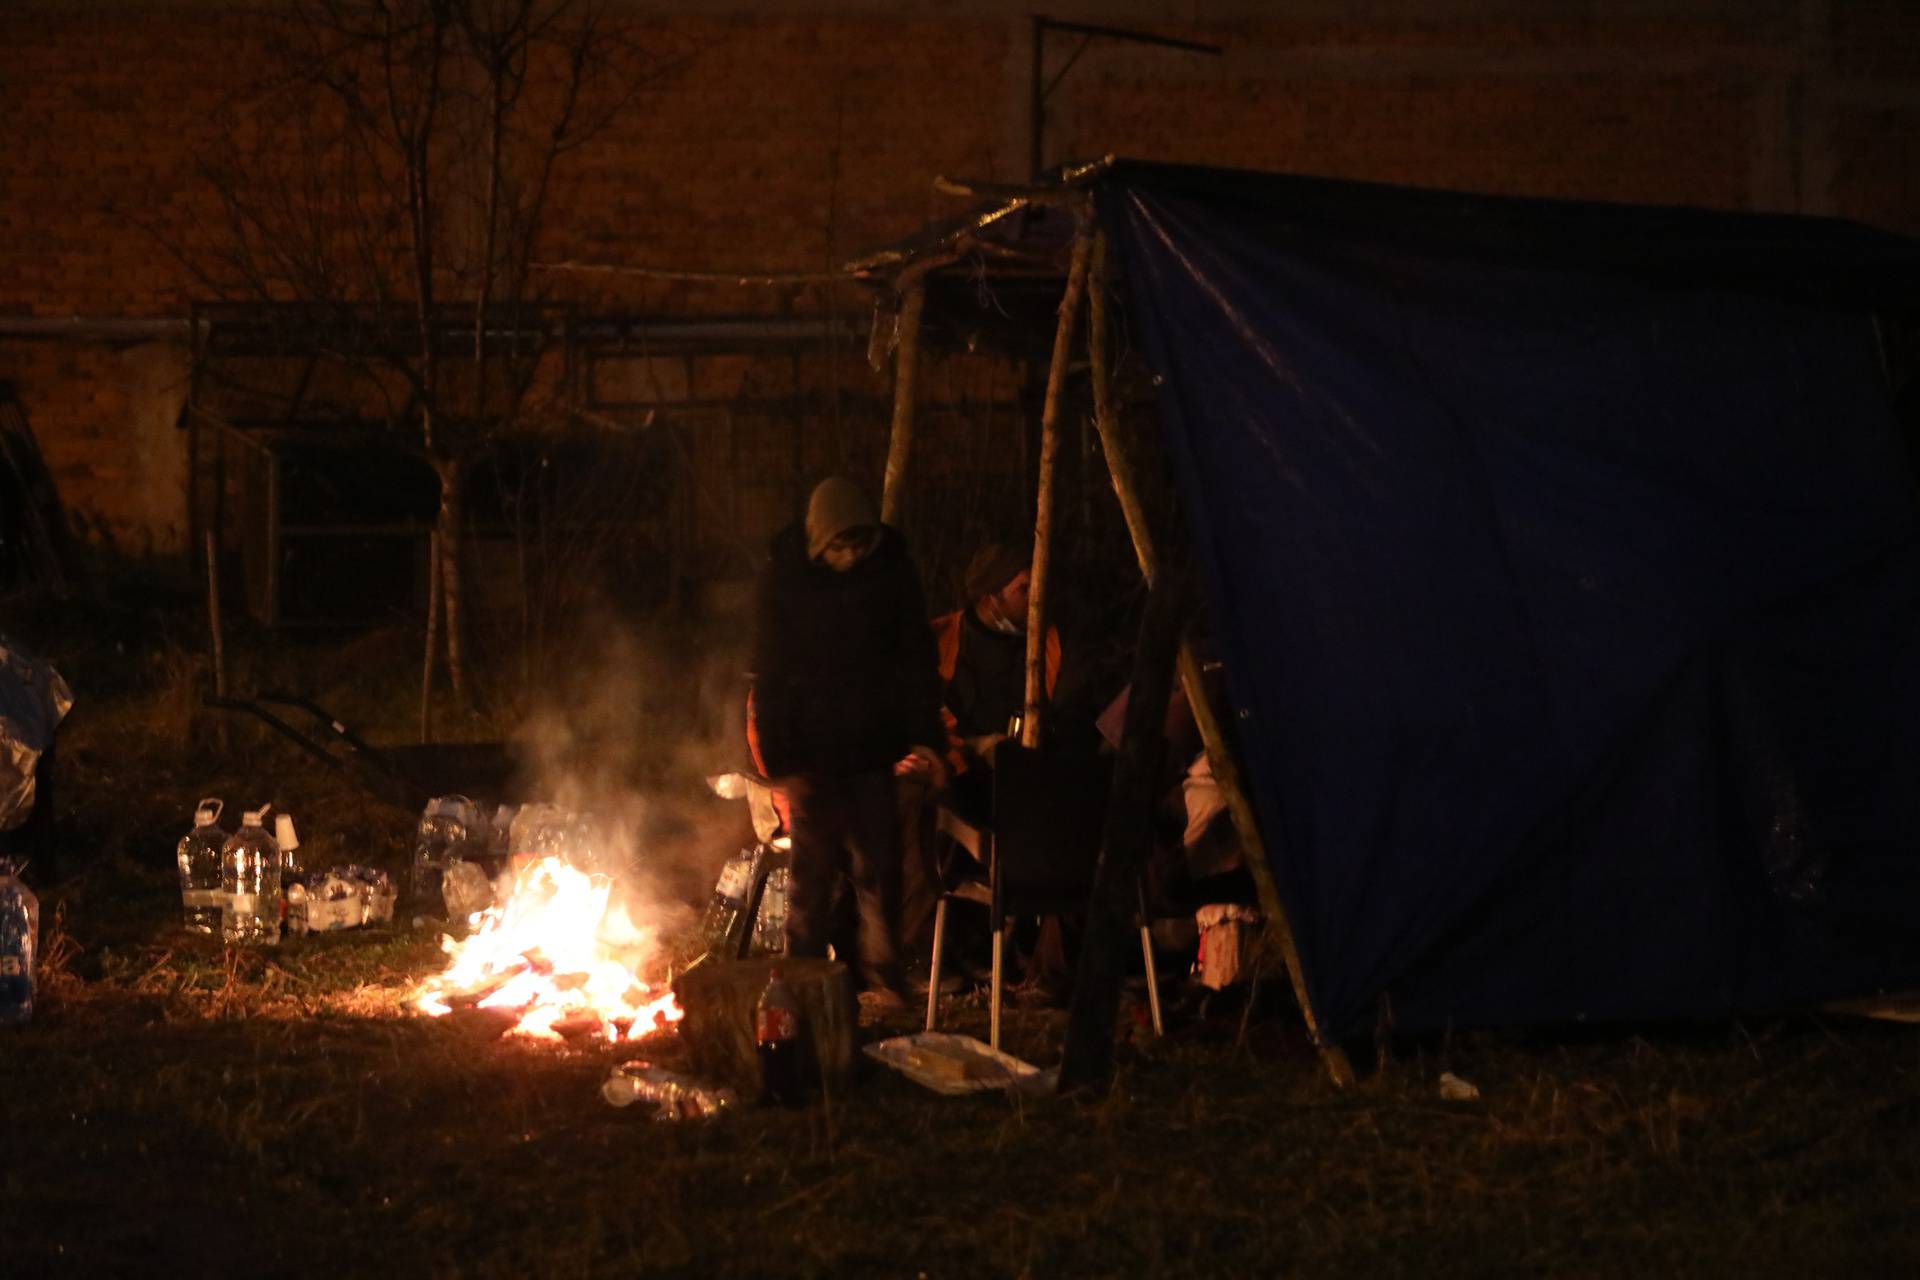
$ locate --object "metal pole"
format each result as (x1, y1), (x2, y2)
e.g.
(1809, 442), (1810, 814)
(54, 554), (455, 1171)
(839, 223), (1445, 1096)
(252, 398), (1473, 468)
(1029, 16), (1046, 179)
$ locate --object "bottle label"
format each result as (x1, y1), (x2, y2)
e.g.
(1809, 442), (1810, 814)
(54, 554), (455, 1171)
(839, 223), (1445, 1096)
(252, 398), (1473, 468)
(229, 893), (258, 916)
(308, 897), (360, 932)
(756, 1005), (798, 1045)
(182, 889), (223, 909)
(716, 858), (752, 903)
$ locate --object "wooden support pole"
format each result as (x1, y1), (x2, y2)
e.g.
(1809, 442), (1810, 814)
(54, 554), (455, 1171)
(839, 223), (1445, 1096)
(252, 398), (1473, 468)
(879, 282), (925, 527)
(420, 531), (440, 745)
(1022, 231), (1093, 749)
(1085, 232), (1157, 583)
(204, 529), (229, 753)
(1084, 232), (1355, 1088)
(1173, 643), (1354, 1087)
(1058, 554), (1188, 1090)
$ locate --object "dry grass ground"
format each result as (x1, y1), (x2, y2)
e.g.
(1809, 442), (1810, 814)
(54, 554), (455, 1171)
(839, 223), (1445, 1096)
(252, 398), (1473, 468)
(4, 581), (1918, 1277)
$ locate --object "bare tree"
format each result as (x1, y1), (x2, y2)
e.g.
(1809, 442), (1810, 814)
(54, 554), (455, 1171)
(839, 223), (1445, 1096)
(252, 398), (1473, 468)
(192, 0), (682, 712)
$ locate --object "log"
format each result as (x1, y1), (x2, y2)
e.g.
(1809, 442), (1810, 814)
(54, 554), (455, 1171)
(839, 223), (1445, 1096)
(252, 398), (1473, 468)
(204, 529), (230, 753)
(1023, 231), (1093, 748)
(1084, 233), (1355, 1090)
(879, 281), (925, 527)
(673, 957), (858, 1099)
(1058, 554), (1188, 1091)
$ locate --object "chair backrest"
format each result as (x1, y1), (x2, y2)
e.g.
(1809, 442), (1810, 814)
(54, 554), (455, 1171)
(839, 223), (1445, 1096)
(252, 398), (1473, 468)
(991, 742), (1113, 915)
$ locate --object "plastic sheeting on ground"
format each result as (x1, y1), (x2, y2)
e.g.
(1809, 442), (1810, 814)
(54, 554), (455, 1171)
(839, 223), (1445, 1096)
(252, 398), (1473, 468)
(0, 635), (70, 831)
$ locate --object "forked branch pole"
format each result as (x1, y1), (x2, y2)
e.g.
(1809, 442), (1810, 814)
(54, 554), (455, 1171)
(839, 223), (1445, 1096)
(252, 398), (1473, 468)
(879, 282), (926, 527)
(1022, 231), (1093, 748)
(1082, 231), (1354, 1089)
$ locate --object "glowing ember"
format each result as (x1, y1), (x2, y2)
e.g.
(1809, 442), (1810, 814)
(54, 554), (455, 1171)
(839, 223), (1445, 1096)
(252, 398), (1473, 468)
(414, 855), (682, 1042)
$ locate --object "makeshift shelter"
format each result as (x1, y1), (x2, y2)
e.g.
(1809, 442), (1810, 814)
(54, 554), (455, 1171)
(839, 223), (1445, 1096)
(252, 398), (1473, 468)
(855, 159), (1920, 1069)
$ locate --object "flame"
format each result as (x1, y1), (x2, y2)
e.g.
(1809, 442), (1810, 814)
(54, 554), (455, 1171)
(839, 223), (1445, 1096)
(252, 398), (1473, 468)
(414, 855), (682, 1042)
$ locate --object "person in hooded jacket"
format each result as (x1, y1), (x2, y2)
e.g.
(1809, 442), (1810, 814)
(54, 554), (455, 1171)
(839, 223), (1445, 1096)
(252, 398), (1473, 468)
(748, 477), (947, 1007)
(895, 542), (1062, 969)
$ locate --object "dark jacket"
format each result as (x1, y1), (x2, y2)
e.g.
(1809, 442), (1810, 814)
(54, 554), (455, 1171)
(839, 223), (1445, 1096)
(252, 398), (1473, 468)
(934, 608), (1061, 737)
(749, 522), (944, 778)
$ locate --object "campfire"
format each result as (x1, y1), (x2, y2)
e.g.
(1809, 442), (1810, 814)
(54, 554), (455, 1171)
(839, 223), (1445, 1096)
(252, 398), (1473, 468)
(413, 854), (681, 1043)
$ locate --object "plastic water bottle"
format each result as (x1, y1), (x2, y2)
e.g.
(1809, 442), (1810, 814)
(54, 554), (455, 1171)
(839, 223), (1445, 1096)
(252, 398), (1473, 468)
(441, 860), (495, 923)
(751, 862), (789, 956)
(220, 807), (282, 946)
(174, 798), (227, 935)
(755, 966), (805, 1107)
(0, 861), (38, 1027)
(412, 796), (480, 907)
(701, 846), (761, 952)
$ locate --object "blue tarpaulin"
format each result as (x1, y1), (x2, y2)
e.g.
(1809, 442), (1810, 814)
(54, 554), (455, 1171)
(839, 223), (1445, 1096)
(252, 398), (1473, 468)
(1098, 164), (1920, 1037)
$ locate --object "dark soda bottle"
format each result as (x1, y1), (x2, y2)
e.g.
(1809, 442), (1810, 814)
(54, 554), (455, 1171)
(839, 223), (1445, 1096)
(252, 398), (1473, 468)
(755, 966), (805, 1107)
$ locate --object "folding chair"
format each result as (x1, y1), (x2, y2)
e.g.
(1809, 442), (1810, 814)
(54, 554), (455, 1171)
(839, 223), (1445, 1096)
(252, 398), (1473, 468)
(925, 743), (1166, 1049)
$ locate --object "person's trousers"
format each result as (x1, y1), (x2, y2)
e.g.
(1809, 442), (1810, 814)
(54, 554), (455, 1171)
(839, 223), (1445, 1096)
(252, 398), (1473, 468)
(895, 773), (939, 956)
(782, 769), (903, 991)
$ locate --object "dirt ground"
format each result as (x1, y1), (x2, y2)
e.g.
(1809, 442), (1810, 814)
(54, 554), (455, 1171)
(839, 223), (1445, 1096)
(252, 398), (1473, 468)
(4, 584), (1919, 1277)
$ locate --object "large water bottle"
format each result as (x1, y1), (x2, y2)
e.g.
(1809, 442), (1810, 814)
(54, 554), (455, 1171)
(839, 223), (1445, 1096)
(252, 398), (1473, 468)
(0, 860), (39, 1027)
(174, 798), (227, 935)
(509, 803), (600, 873)
(750, 861), (789, 956)
(220, 807), (282, 946)
(412, 796), (481, 907)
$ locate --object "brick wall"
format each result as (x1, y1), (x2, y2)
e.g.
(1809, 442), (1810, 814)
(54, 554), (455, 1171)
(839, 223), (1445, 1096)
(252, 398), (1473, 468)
(4, 0), (1917, 555)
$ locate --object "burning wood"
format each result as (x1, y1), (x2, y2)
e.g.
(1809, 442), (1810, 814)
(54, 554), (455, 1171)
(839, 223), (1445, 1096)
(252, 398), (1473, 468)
(413, 855), (681, 1043)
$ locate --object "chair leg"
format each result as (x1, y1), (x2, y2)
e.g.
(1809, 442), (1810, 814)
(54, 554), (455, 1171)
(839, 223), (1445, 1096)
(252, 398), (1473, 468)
(989, 920), (1005, 1051)
(1140, 922), (1164, 1038)
(925, 897), (948, 1033)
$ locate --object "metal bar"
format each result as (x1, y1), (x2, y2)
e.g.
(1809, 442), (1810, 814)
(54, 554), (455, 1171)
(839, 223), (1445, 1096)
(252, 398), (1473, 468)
(925, 898), (948, 1032)
(1139, 932), (1163, 1036)
(0, 316), (195, 341)
(1029, 14), (1046, 179)
(990, 927), (1005, 1051)
(1037, 18), (1225, 56)
(203, 698), (350, 775)
(1136, 879), (1164, 1038)
(1029, 15), (1223, 177)
(1042, 34), (1097, 102)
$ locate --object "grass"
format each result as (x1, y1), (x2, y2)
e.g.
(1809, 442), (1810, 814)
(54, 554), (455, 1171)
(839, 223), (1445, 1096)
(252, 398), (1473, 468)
(4, 582), (1919, 1277)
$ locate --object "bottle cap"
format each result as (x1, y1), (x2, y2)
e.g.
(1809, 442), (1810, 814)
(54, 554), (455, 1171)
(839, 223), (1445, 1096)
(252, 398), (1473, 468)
(195, 798), (224, 826)
(242, 805), (270, 827)
(275, 813), (300, 851)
